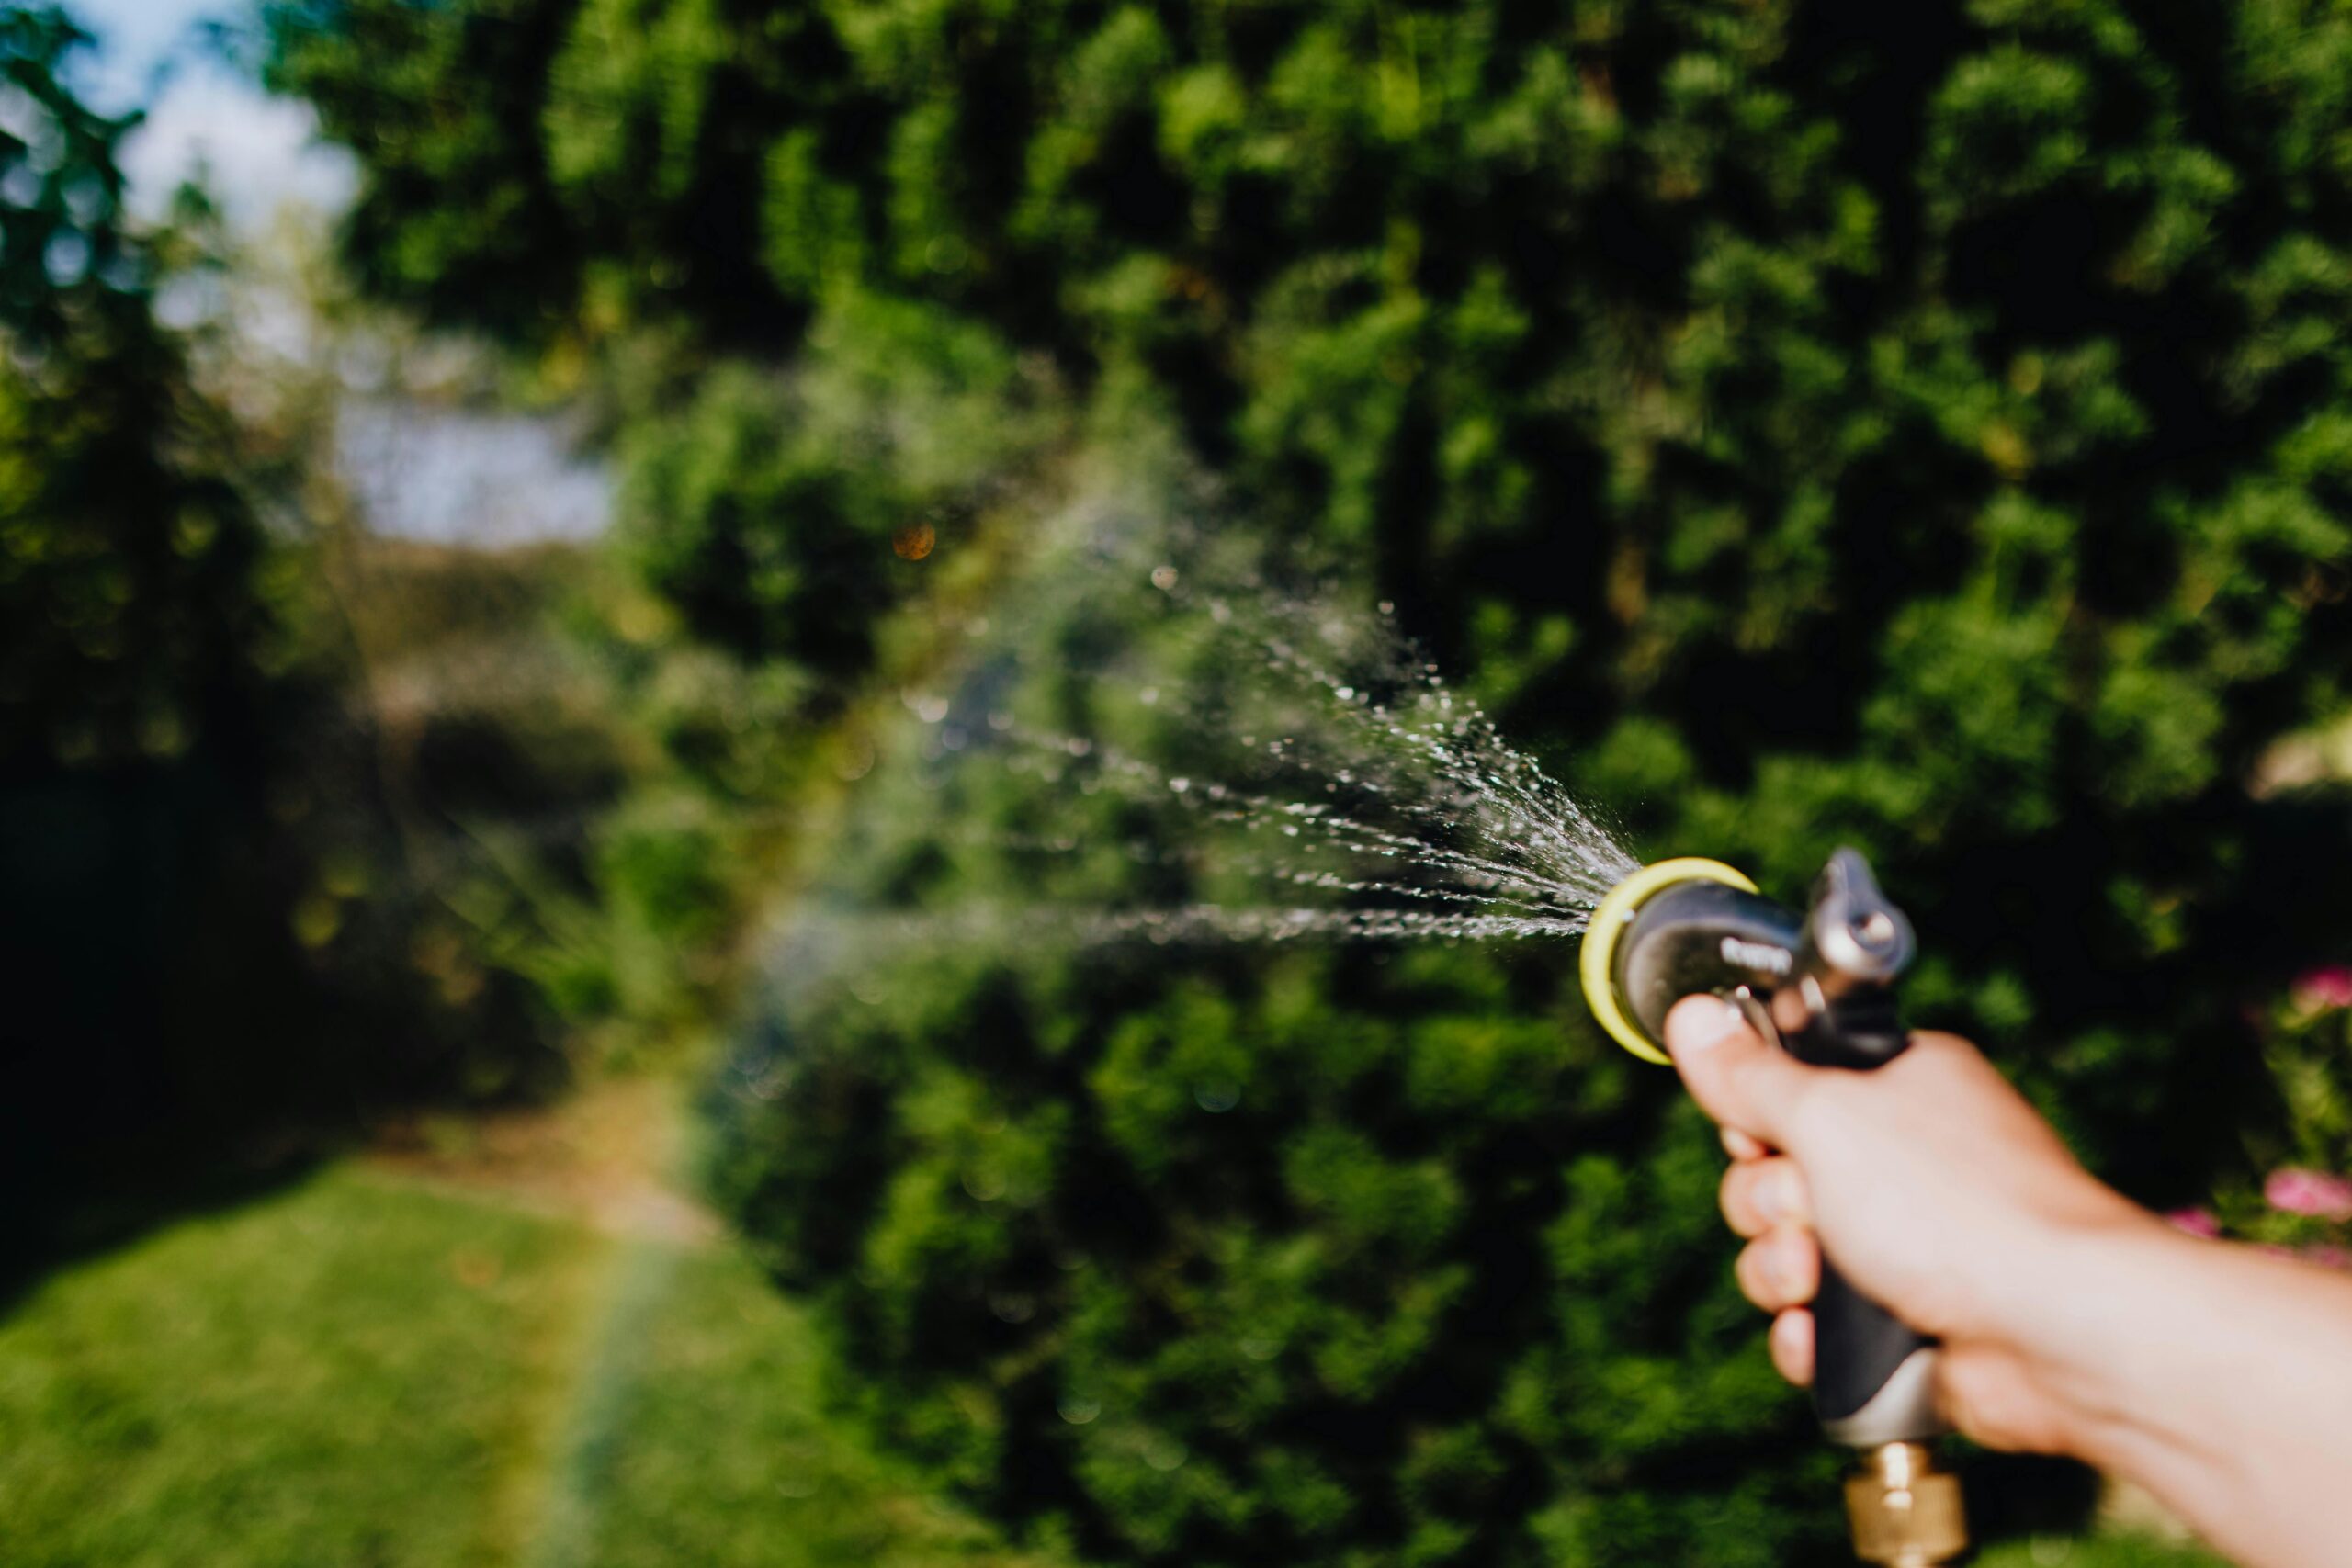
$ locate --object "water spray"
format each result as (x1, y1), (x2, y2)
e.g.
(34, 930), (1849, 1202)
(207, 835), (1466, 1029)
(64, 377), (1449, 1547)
(890, 537), (1961, 1553)
(1580, 849), (1966, 1568)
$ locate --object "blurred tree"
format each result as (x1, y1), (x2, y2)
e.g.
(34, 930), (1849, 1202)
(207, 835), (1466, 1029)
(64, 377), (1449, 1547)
(0, 8), (260, 775)
(261, 0), (588, 335)
(0, 10), (565, 1256)
(276, 0), (2352, 1562)
(0, 7), (309, 1230)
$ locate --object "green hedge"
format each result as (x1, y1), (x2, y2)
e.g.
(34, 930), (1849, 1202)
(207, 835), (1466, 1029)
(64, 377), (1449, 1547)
(705, 542), (1849, 1562)
(277, 0), (2352, 1561)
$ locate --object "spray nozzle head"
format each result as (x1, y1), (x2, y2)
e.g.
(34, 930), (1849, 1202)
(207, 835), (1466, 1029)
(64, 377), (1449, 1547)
(1580, 847), (1914, 1065)
(1578, 857), (1760, 1063)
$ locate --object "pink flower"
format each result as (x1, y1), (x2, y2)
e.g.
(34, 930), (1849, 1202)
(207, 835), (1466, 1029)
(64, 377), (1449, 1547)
(2293, 964), (2352, 1010)
(2163, 1207), (2222, 1237)
(2264, 1167), (2352, 1222)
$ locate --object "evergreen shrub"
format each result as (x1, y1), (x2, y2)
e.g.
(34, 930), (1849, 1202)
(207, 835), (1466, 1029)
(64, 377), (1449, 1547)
(274, 2), (2352, 1560)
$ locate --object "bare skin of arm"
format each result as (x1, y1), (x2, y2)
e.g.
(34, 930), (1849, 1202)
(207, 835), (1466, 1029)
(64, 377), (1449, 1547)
(1663, 995), (2352, 1568)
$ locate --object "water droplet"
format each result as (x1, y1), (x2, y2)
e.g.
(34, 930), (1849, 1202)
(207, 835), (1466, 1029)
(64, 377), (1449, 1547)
(1194, 1079), (1240, 1112)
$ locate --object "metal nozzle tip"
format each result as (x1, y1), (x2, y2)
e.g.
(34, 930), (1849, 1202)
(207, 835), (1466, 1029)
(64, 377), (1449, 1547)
(1845, 1442), (1967, 1567)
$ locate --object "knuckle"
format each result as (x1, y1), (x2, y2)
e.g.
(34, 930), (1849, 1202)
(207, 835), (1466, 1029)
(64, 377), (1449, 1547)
(1770, 1310), (1815, 1386)
(1717, 1171), (1747, 1232)
(1768, 1162), (1811, 1225)
(1735, 1247), (1772, 1308)
(1719, 1166), (1760, 1236)
(1734, 1230), (1817, 1311)
(1722, 1159), (1804, 1238)
(1780, 1232), (1819, 1299)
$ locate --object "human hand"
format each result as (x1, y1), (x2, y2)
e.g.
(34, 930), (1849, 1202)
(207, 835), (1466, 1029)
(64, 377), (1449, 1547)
(1662, 996), (2158, 1457)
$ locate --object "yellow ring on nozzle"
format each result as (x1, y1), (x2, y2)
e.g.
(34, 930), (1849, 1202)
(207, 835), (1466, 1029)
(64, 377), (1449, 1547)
(1580, 857), (1759, 1065)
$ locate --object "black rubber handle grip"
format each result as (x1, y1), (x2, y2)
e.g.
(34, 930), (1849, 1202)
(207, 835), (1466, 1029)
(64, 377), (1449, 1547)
(1810, 1260), (1934, 1430)
(1786, 992), (1943, 1443)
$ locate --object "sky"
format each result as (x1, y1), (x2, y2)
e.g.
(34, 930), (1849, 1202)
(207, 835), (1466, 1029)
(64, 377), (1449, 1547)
(66, 0), (356, 224)
(62, 1), (609, 546)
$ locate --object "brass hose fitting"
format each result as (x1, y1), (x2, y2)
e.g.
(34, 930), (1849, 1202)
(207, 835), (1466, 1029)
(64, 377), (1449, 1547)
(1846, 1441), (1967, 1567)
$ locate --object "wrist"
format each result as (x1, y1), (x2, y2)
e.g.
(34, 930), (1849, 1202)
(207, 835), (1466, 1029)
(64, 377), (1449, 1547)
(2004, 1213), (2239, 1485)
(1993, 1198), (2189, 1469)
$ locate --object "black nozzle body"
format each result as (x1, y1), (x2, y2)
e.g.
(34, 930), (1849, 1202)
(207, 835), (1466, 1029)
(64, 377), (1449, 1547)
(1786, 848), (1915, 1070)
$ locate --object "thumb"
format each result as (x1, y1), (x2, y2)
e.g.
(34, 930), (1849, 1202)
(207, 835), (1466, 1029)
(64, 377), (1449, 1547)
(1664, 995), (1815, 1150)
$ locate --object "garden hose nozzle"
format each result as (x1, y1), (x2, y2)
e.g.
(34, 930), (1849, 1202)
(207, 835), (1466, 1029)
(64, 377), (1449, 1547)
(1580, 849), (1966, 1568)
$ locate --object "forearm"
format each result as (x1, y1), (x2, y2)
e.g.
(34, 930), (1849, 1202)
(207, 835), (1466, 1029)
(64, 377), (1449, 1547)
(2026, 1218), (2352, 1568)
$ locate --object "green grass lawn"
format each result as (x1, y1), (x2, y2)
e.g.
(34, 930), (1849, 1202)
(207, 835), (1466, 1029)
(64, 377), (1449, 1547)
(0, 1165), (1047, 1568)
(0, 1157), (2226, 1568)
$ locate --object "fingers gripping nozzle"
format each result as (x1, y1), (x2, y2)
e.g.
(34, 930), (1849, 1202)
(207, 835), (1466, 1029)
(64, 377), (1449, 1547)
(1579, 849), (1964, 1568)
